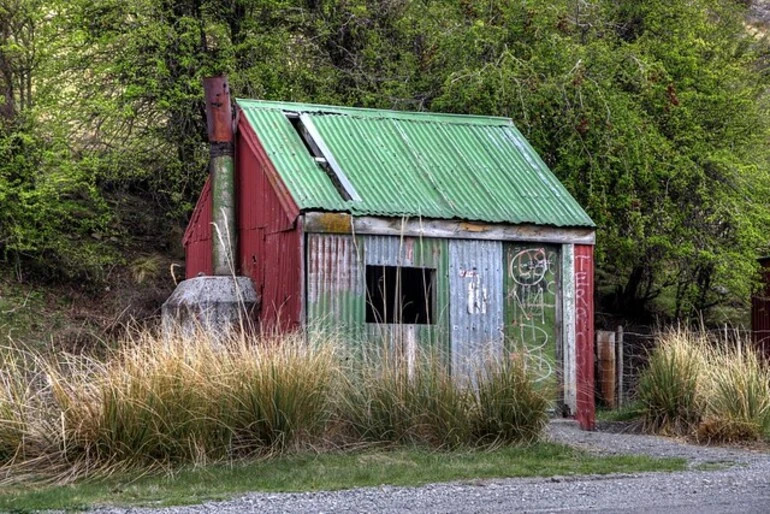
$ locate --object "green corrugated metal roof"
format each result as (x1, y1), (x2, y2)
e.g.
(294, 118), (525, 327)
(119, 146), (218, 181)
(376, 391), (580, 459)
(237, 99), (595, 228)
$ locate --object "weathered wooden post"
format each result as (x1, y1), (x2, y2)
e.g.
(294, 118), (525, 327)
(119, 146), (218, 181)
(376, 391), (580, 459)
(596, 330), (616, 409)
(616, 325), (624, 408)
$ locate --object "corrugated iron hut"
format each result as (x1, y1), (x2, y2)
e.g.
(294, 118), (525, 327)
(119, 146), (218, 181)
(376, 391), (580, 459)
(183, 99), (597, 429)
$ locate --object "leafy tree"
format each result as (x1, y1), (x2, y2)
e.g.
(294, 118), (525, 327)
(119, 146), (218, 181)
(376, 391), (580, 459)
(2, 0), (769, 322)
(433, 0), (770, 319)
(0, 0), (114, 282)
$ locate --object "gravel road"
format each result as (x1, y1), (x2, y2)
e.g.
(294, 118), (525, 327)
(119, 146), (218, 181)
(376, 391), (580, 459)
(92, 420), (770, 514)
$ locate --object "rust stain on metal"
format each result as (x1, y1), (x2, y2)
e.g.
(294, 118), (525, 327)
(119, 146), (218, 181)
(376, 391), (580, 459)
(183, 177), (213, 278)
(203, 76), (233, 143)
(236, 122), (302, 332)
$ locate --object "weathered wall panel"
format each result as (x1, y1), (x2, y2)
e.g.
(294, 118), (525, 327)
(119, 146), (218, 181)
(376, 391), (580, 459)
(237, 117), (302, 332)
(504, 244), (560, 396)
(449, 240), (504, 378)
(752, 296), (770, 359)
(183, 178), (213, 279)
(306, 234), (366, 340)
(751, 257), (770, 359)
(574, 244), (595, 430)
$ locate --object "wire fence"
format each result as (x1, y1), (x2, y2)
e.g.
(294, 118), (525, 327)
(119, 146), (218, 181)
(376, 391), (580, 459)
(601, 325), (756, 406)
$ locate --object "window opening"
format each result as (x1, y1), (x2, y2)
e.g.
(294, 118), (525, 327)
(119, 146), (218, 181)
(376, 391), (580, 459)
(365, 265), (435, 325)
(284, 111), (361, 202)
(288, 114), (323, 158)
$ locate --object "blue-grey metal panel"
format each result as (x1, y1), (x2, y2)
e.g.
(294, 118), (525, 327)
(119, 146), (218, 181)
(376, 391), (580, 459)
(362, 235), (451, 351)
(449, 240), (504, 379)
(364, 235), (416, 267)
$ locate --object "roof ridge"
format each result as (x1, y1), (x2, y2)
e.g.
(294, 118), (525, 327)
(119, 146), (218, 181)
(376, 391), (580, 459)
(235, 98), (514, 127)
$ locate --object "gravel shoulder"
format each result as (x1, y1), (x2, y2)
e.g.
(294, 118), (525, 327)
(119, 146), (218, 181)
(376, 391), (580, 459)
(547, 419), (768, 467)
(89, 420), (770, 514)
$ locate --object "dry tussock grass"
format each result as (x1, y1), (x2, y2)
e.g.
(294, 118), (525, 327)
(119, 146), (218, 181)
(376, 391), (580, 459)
(639, 327), (770, 442)
(0, 326), (549, 481)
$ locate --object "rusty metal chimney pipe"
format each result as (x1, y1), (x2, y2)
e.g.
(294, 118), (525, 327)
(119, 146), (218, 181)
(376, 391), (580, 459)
(203, 76), (236, 276)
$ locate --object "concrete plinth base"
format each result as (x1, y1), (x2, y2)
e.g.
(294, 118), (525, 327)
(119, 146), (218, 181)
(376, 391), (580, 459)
(161, 276), (259, 338)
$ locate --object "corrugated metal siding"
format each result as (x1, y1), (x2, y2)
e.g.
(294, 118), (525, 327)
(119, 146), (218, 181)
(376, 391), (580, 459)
(503, 244), (560, 393)
(305, 234), (452, 347)
(363, 235), (450, 350)
(237, 122), (302, 332)
(236, 99), (594, 228)
(574, 244), (595, 430)
(752, 297), (770, 360)
(306, 234), (366, 340)
(448, 240), (504, 379)
(183, 178), (213, 278)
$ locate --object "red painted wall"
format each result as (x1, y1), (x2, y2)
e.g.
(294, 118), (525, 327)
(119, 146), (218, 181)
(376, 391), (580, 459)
(574, 244), (596, 430)
(182, 113), (303, 333)
(182, 178), (213, 278)
(236, 115), (303, 333)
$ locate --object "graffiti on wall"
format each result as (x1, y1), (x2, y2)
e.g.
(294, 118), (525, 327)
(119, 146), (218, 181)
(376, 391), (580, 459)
(505, 246), (559, 385)
(574, 245), (595, 429)
(460, 268), (489, 315)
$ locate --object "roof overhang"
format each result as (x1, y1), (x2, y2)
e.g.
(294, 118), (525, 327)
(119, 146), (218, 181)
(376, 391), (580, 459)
(303, 212), (595, 245)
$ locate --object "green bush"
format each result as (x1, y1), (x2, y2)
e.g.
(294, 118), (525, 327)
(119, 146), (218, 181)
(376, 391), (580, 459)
(47, 329), (339, 467)
(340, 345), (472, 449)
(697, 343), (770, 442)
(471, 354), (549, 445)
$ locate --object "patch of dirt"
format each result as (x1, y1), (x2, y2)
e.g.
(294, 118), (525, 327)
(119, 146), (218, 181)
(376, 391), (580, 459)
(594, 419), (646, 434)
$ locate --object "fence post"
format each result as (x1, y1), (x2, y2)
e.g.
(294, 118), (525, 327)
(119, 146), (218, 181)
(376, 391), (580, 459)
(616, 325), (624, 408)
(596, 330), (616, 409)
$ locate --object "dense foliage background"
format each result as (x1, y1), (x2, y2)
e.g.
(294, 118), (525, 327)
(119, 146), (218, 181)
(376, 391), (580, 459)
(2, 0), (770, 330)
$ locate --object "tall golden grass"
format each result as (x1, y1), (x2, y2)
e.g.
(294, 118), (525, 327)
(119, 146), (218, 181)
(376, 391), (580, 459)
(45, 330), (338, 468)
(639, 327), (770, 442)
(339, 344), (547, 449)
(0, 327), (549, 479)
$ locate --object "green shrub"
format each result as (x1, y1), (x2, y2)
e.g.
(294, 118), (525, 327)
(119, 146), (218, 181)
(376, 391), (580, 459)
(340, 344), (472, 449)
(217, 334), (338, 454)
(47, 329), (340, 467)
(0, 347), (45, 463)
(0, 330), (549, 477)
(697, 343), (770, 442)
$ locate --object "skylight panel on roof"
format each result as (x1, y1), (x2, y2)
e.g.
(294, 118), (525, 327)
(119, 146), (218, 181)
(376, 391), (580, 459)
(284, 111), (361, 202)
